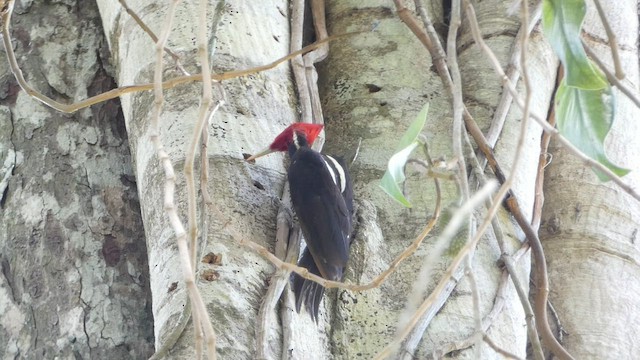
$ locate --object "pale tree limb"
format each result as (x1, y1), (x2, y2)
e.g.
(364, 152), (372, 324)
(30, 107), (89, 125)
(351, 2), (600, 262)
(446, 0), (470, 202)
(483, 3), (542, 148)
(479, 139), (542, 360)
(255, 202), (293, 359)
(405, 0), (480, 356)
(303, 0), (329, 125)
(116, 0), (189, 75)
(459, 1), (640, 203)
(513, 4), (539, 357)
(432, 245), (533, 357)
(531, 68), (558, 232)
(478, 143), (544, 360)
(592, 0), (624, 80)
(399, 267), (465, 360)
(583, 43), (640, 109)
(182, 0), (220, 356)
(375, 180), (499, 359)
(398, 144), (447, 360)
(281, 275), (299, 360)
(446, 4), (479, 357)
(268, 6), (308, 344)
(147, 0), (216, 358)
(397, 2), (538, 358)
(290, 0), (312, 124)
(186, 0), (215, 285)
(396, 3), (562, 358)
(482, 334), (525, 360)
(464, 255), (483, 359)
(257, 0), (330, 355)
(201, 108), (214, 205)
(412, 0), (640, 205)
(390, 3), (546, 358)
(256, 222), (301, 360)
(472, 132), (544, 359)
(1, 9), (358, 115)
(465, 2), (577, 359)
(502, 253), (544, 360)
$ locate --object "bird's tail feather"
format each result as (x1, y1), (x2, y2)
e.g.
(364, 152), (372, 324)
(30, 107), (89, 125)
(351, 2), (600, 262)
(291, 248), (326, 322)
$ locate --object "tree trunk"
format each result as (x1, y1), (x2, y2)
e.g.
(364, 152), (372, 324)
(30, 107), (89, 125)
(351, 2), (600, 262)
(3, 0), (638, 359)
(320, 0), (555, 358)
(540, 1), (640, 359)
(0, 1), (153, 358)
(96, 0), (303, 358)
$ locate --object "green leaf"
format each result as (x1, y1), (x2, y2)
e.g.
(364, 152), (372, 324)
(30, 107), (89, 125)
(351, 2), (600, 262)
(542, 0), (607, 90)
(379, 104), (429, 207)
(555, 79), (630, 180)
(380, 143), (419, 207)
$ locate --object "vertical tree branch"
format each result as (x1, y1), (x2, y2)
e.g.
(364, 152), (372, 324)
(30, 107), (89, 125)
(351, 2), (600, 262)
(149, 0), (216, 358)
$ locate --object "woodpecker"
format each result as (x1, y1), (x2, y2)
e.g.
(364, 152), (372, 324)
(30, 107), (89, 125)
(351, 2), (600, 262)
(247, 123), (354, 321)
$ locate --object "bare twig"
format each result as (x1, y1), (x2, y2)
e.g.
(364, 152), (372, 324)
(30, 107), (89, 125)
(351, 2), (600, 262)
(467, 130), (544, 360)
(256, 223), (300, 360)
(147, 1), (216, 358)
(454, 1), (640, 203)
(465, 256), (483, 359)
(290, 0), (312, 124)
(484, 4), (542, 148)
(432, 246), (533, 357)
(375, 180), (499, 359)
(117, 0), (189, 75)
(592, 0), (624, 79)
(531, 68), (559, 232)
(201, 109), (215, 205)
(583, 43), (640, 109)
(258, 1), (330, 354)
(483, 334), (525, 360)
(547, 298), (567, 343)
(465, 2), (574, 359)
(1, 15), (359, 114)
(303, 0), (329, 124)
(448, 1), (479, 357)
(399, 267), (465, 360)
(447, 0), (470, 203)
(502, 254), (544, 360)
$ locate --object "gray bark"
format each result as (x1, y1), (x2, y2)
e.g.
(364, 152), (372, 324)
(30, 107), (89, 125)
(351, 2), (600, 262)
(0, 0), (153, 359)
(96, 0), (299, 358)
(540, 1), (640, 359)
(319, 1), (556, 358)
(4, 0), (636, 359)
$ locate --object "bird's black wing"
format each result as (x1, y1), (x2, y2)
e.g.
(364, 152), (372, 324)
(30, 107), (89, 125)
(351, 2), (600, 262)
(288, 148), (351, 281)
(330, 155), (354, 240)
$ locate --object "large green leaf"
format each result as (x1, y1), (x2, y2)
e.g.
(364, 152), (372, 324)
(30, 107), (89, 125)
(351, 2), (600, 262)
(555, 79), (630, 180)
(379, 103), (429, 207)
(542, 0), (607, 90)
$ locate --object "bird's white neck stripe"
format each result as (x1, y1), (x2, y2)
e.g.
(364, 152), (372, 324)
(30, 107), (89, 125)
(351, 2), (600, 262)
(292, 131), (301, 149)
(322, 158), (338, 188)
(324, 155), (346, 193)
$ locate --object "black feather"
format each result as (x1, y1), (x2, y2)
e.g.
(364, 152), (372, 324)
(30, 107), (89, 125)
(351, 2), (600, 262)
(288, 139), (354, 321)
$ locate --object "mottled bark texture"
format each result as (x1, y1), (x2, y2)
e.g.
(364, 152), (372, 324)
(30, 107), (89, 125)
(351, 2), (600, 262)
(0, 1), (153, 358)
(540, 1), (640, 359)
(319, 1), (555, 358)
(96, 0), (299, 358)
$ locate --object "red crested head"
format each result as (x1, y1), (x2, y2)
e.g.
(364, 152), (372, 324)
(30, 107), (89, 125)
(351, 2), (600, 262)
(246, 123), (323, 161)
(269, 123), (323, 151)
